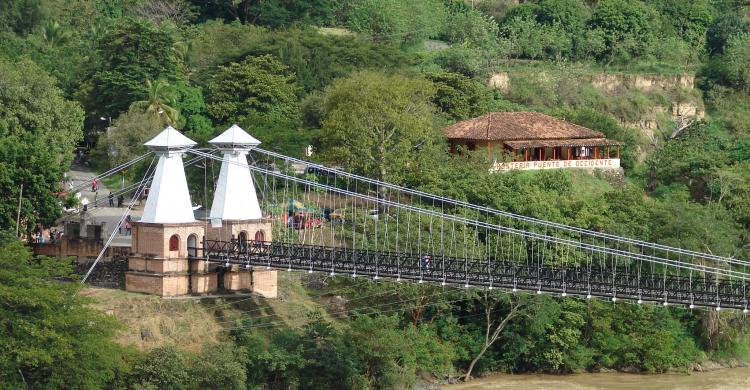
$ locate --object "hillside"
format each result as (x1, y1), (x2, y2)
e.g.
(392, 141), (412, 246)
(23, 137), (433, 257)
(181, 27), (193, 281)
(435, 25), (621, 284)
(2, 0), (750, 388)
(80, 272), (336, 352)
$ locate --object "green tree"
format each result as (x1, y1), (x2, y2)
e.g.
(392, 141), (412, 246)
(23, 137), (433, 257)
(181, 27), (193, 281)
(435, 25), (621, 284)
(206, 54), (300, 127)
(129, 345), (194, 390)
(236, 327), (307, 388)
(240, 29), (416, 93)
(0, 243), (124, 388)
(717, 32), (750, 92)
(537, 0), (590, 33)
(424, 71), (497, 121)
(130, 79), (180, 125)
(646, 122), (729, 194)
(344, 0), (448, 47)
(500, 15), (572, 60)
(172, 82), (213, 143)
(189, 0), (338, 26)
(91, 108), (164, 171)
(463, 291), (530, 380)
(706, 12), (750, 55)
(41, 20), (71, 48)
(708, 163), (750, 227)
(588, 0), (660, 63)
(0, 0), (46, 34)
(187, 20), (267, 76)
(83, 18), (179, 119)
(652, 0), (712, 50)
(0, 59), (83, 232)
(320, 71), (440, 184)
(193, 343), (248, 390)
(345, 315), (420, 388)
(587, 301), (702, 372)
(650, 193), (743, 257)
(247, 0), (339, 27)
(443, 8), (500, 50)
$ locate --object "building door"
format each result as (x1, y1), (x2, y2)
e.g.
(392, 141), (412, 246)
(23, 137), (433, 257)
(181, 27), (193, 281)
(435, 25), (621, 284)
(187, 234), (197, 258)
(238, 231), (248, 253)
(187, 234), (197, 294)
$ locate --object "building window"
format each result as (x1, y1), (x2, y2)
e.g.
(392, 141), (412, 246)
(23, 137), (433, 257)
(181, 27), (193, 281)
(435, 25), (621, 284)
(238, 231), (248, 251)
(187, 234), (197, 258)
(254, 230), (265, 243)
(169, 235), (179, 252)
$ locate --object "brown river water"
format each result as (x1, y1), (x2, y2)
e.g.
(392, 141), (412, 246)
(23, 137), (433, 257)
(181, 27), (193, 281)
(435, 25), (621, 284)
(444, 367), (750, 390)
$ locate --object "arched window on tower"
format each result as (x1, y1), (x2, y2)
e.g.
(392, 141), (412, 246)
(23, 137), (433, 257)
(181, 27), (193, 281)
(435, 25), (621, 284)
(187, 234), (197, 258)
(238, 231), (248, 252)
(253, 230), (265, 251)
(169, 235), (179, 252)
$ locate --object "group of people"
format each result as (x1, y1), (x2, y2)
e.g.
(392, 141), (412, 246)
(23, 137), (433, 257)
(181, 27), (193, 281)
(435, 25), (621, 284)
(32, 229), (62, 244)
(106, 191), (125, 207)
(90, 179), (126, 208)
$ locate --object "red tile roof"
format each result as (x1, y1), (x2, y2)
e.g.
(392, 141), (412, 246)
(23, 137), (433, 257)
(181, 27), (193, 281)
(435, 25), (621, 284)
(444, 112), (605, 141)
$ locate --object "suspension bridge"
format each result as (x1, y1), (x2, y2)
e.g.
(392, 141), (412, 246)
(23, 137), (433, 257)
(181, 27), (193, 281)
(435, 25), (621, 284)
(71, 125), (750, 311)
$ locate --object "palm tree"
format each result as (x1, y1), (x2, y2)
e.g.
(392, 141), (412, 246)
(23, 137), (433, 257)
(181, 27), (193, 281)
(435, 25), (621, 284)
(130, 79), (180, 125)
(171, 41), (191, 75)
(42, 21), (71, 48)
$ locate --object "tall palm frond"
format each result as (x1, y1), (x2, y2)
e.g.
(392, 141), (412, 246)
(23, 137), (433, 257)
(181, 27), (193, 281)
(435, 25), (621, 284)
(130, 79), (180, 125)
(42, 21), (71, 48)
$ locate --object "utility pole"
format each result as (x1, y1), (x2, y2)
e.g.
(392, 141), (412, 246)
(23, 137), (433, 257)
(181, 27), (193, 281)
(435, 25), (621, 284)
(15, 183), (23, 237)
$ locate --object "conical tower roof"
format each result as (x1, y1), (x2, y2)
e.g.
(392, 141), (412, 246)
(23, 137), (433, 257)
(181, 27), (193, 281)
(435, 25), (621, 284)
(144, 126), (197, 150)
(209, 124), (261, 150)
(209, 125), (263, 221)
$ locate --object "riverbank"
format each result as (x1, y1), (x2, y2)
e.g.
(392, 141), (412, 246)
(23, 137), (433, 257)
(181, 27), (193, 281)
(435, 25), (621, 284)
(442, 366), (750, 390)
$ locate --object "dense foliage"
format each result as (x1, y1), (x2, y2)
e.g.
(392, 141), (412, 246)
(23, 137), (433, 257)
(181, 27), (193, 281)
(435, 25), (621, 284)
(2, 0), (750, 388)
(0, 242), (124, 388)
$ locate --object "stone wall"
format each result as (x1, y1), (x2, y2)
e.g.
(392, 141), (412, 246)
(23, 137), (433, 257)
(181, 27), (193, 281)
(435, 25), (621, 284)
(250, 269), (278, 298)
(33, 240), (129, 259)
(74, 258), (128, 289)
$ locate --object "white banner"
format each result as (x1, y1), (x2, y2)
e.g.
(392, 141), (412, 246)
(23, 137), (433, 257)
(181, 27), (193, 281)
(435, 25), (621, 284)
(494, 159), (620, 171)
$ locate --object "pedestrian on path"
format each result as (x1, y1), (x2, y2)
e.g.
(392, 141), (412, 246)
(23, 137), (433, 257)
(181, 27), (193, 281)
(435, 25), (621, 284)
(108, 191), (114, 207)
(117, 194), (124, 208)
(91, 179), (97, 192)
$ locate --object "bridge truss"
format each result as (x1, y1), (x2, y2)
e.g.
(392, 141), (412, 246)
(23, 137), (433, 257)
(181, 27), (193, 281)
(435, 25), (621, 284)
(86, 147), (750, 311)
(189, 148), (750, 311)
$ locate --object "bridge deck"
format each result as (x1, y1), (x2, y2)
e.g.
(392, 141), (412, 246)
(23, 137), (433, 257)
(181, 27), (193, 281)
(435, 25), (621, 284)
(193, 240), (749, 310)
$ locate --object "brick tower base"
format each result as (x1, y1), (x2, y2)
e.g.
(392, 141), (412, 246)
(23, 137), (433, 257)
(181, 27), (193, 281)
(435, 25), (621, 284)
(125, 220), (277, 297)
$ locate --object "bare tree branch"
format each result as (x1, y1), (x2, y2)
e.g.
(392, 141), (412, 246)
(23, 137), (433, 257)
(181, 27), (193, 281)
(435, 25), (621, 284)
(134, 0), (194, 25)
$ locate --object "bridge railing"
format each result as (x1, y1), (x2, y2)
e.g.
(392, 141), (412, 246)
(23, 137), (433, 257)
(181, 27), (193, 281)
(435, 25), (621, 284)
(248, 148), (749, 271)
(185, 149), (750, 307)
(189, 239), (749, 310)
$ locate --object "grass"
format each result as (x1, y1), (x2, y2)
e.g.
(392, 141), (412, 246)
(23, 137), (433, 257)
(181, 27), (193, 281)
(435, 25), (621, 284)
(81, 272), (338, 352)
(569, 170), (615, 198)
(316, 27), (354, 36)
(219, 271), (339, 330)
(81, 287), (225, 353)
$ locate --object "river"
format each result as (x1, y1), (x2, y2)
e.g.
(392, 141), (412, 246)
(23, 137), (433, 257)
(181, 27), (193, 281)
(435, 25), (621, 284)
(444, 367), (750, 390)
